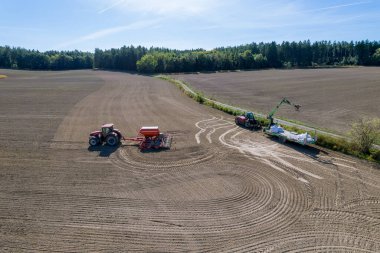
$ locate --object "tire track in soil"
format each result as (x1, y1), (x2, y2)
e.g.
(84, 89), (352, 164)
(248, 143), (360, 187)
(51, 74), (310, 249)
(2, 70), (380, 252)
(203, 117), (323, 181)
(193, 116), (380, 252)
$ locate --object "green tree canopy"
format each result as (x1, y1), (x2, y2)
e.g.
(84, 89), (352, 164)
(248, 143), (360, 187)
(136, 54), (158, 73)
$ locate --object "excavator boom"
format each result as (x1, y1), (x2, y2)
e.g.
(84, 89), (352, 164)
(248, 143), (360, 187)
(267, 98), (300, 127)
(267, 98), (291, 118)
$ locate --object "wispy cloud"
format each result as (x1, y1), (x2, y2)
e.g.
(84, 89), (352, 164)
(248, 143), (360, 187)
(56, 19), (161, 49)
(202, 0), (373, 31)
(298, 1), (371, 14)
(97, 0), (221, 16)
(0, 26), (45, 32)
(98, 0), (125, 14)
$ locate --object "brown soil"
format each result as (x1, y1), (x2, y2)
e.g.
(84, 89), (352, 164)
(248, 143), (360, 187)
(0, 69), (379, 252)
(175, 67), (380, 134)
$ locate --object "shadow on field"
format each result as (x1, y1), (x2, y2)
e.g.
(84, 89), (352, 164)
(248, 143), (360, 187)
(87, 144), (120, 157)
(140, 148), (171, 154)
(236, 125), (263, 131)
(281, 140), (333, 165)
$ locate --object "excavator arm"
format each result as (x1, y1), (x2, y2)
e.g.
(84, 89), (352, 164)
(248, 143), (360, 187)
(267, 98), (300, 126)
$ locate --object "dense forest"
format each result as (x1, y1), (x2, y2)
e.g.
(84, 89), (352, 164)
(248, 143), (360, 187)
(0, 46), (93, 70)
(1, 41), (380, 72)
(97, 41), (380, 73)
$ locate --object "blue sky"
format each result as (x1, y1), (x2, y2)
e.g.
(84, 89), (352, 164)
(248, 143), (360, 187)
(1, 0), (379, 52)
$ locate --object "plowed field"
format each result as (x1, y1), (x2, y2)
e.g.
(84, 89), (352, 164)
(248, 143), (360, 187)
(1, 69), (379, 252)
(175, 67), (380, 134)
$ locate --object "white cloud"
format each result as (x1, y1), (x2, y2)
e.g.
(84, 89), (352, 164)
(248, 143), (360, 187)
(56, 19), (162, 49)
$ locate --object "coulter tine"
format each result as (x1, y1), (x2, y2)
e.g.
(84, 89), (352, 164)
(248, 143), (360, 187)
(164, 135), (173, 148)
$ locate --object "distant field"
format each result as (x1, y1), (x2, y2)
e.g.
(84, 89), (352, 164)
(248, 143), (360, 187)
(175, 67), (380, 134)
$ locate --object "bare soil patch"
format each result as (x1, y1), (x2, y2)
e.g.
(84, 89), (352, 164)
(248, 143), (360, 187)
(0, 69), (379, 252)
(175, 67), (380, 134)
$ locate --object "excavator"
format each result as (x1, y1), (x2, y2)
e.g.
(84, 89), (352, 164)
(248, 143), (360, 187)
(266, 98), (300, 128)
(264, 98), (316, 145)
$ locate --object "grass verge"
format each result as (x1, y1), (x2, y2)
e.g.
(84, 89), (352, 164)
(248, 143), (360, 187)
(158, 75), (380, 163)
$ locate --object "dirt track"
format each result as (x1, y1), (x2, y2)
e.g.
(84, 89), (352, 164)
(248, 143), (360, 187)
(1, 69), (380, 252)
(175, 67), (380, 134)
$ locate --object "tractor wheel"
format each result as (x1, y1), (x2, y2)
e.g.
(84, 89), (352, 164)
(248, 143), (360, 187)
(279, 136), (287, 143)
(89, 136), (100, 146)
(245, 121), (250, 128)
(235, 118), (239, 125)
(106, 133), (119, 146)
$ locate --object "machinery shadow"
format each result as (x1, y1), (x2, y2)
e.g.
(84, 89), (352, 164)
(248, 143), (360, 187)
(281, 140), (333, 165)
(140, 148), (171, 153)
(237, 125), (263, 131)
(87, 144), (120, 157)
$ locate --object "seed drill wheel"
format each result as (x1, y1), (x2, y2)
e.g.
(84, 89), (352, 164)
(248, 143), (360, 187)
(106, 133), (119, 146)
(89, 136), (100, 146)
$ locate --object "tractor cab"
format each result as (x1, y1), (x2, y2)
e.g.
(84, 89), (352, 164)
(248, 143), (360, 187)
(245, 112), (254, 120)
(101, 123), (114, 137)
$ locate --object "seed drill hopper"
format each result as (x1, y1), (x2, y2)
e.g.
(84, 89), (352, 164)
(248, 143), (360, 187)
(125, 126), (172, 151)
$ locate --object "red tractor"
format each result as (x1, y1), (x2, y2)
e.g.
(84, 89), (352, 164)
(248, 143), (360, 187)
(89, 124), (172, 151)
(235, 112), (262, 130)
(89, 123), (122, 146)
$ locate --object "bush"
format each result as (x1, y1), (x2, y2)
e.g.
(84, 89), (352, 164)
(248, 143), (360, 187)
(371, 150), (380, 162)
(255, 117), (270, 127)
(137, 54), (158, 73)
(283, 62), (293, 69)
(195, 92), (205, 104)
(315, 132), (380, 163)
(349, 117), (380, 154)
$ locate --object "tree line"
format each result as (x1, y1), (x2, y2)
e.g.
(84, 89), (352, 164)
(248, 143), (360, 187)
(95, 40), (380, 73)
(1, 40), (380, 72)
(0, 46), (93, 70)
